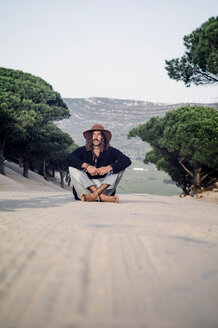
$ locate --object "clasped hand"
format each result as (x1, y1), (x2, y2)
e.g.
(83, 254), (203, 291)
(87, 165), (111, 176)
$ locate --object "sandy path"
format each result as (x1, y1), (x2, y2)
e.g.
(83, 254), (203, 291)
(0, 191), (218, 328)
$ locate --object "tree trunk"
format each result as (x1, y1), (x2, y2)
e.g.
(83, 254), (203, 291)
(194, 168), (202, 189)
(190, 167), (202, 195)
(18, 158), (23, 168)
(23, 159), (29, 178)
(0, 147), (4, 175)
(0, 137), (6, 175)
(52, 169), (55, 178)
(59, 170), (65, 189)
(43, 159), (46, 178)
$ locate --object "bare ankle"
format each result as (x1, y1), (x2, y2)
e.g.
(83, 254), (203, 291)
(100, 194), (119, 203)
(81, 192), (98, 202)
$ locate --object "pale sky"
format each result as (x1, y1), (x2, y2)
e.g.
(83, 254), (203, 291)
(0, 0), (217, 104)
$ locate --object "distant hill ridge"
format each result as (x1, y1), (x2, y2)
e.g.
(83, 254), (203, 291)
(57, 97), (218, 157)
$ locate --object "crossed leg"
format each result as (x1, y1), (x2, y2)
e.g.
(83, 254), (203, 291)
(81, 184), (119, 203)
(69, 167), (123, 203)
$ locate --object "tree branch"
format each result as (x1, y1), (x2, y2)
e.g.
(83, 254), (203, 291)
(205, 177), (217, 187)
(178, 159), (193, 177)
(200, 170), (215, 181)
(194, 68), (218, 83)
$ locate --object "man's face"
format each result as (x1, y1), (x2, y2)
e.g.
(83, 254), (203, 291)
(92, 130), (103, 146)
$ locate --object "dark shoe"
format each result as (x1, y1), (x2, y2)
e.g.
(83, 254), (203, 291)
(72, 186), (80, 201)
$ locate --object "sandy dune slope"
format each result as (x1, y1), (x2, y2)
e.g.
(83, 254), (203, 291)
(0, 161), (64, 192)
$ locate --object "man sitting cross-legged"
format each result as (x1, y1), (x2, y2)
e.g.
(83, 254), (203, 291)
(66, 124), (131, 203)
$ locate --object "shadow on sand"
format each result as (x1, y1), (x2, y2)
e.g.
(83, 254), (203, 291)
(0, 194), (74, 212)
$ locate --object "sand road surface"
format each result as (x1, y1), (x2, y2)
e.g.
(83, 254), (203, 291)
(0, 186), (218, 328)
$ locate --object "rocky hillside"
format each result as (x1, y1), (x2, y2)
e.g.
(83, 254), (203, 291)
(57, 97), (217, 160)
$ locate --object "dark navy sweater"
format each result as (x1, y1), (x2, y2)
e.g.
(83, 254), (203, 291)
(67, 146), (131, 179)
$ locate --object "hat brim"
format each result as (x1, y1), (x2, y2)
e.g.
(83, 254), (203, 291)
(83, 129), (112, 142)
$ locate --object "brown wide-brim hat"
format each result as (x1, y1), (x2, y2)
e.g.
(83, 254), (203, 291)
(83, 124), (112, 142)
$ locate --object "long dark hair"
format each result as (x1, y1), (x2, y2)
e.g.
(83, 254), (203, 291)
(85, 131), (110, 152)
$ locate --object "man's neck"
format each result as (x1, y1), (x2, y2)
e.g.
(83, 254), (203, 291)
(92, 146), (100, 156)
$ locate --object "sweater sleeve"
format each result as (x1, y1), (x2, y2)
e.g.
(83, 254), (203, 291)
(109, 147), (131, 173)
(66, 147), (85, 170)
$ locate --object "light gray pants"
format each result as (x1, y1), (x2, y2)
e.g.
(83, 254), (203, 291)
(69, 167), (124, 199)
